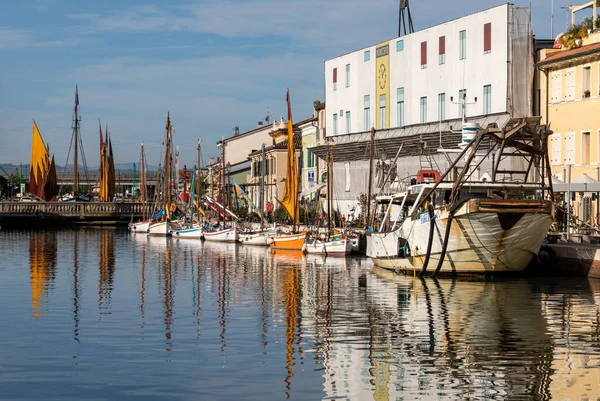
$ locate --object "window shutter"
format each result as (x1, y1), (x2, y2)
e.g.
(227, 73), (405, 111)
(439, 36), (445, 55)
(333, 68), (337, 83)
(484, 23), (491, 52)
(421, 41), (427, 66)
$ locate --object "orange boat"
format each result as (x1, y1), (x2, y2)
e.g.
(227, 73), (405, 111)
(270, 232), (306, 252)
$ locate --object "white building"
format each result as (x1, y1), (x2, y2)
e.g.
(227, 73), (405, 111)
(314, 3), (533, 220)
(324, 3), (531, 136)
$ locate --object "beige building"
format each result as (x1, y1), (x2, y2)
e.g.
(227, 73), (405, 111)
(537, 2), (600, 226)
(247, 117), (314, 214)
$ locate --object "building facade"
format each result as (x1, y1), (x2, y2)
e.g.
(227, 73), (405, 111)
(537, 2), (600, 226)
(324, 3), (532, 137)
(314, 3), (533, 221)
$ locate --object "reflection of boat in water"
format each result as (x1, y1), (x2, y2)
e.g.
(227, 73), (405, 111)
(304, 253), (348, 270)
(320, 267), (556, 400)
(29, 232), (57, 317)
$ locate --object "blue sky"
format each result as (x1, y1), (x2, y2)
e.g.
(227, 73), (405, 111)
(0, 0), (563, 168)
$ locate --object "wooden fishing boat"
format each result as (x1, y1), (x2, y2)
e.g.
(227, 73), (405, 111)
(270, 232), (307, 251)
(304, 237), (353, 256)
(170, 225), (204, 239)
(367, 117), (555, 275)
(203, 226), (239, 242)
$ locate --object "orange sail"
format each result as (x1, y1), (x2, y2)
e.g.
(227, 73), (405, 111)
(28, 121), (58, 201)
(98, 124), (116, 201)
(277, 89), (299, 223)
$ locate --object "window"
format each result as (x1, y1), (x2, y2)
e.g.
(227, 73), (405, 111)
(583, 131), (591, 164)
(379, 94), (386, 129)
(333, 113), (338, 135)
(458, 89), (466, 116)
(397, 88), (405, 127)
(364, 95), (370, 131)
(483, 85), (492, 114)
(345, 64), (350, 88)
(307, 171), (315, 182)
(420, 41), (427, 68)
(582, 65), (591, 97)
(345, 111), (351, 134)
(551, 133), (562, 165)
(396, 40), (404, 52)
(438, 93), (445, 121)
(364, 50), (370, 61)
(565, 132), (575, 164)
(566, 68), (575, 101)
(306, 150), (316, 168)
(459, 30), (466, 59)
(333, 68), (337, 91)
(439, 36), (446, 64)
(420, 96), (427, 123)
(484, 23), (491, 53)
(551, 70), (562, 103)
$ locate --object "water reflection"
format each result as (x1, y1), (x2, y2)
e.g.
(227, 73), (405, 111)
(8, 230), (600, 400)
(98, 229), (115, 314)
(29, 231), (57, 317)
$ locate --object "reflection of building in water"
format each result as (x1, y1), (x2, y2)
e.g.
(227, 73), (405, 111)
(540, 279), (600, 398)
(98, 230), (116, 314)
(319, 267), (556, 399)
(29, 232), (57, 318)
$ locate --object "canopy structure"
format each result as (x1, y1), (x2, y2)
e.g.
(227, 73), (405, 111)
(553, 174), (600, 192)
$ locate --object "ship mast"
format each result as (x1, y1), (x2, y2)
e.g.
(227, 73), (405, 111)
(72, 85), (80, 194)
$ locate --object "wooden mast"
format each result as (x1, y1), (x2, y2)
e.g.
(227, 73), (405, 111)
(164, 113), (172, 219)
(141, 143), (147, 220)
(72, 85), (80, 195)
(327, 139), (333, 238)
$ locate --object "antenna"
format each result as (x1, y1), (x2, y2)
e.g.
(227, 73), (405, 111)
(398, 0), (414, 37)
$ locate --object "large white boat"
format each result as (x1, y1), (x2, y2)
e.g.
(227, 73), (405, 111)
(367, 117), (555, 275)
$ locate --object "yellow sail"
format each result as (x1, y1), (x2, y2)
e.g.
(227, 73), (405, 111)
(278, 90), (299, 223)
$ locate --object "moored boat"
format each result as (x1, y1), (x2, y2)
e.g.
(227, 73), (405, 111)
(170, 225), (204, 239)
(129, 220), (151, 233)
(270, 232), (307, 251)
(304, 237), (353, 256)
(367, 117), (555, 275)
(203, 226), (239, 242)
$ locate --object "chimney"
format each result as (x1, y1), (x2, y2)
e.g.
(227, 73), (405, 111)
(258, 121), (263, 127)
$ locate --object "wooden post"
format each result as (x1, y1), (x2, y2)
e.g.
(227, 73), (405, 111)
(365, 127), (375, 227)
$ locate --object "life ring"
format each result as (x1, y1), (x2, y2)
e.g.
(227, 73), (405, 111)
(536, 245), (556, 266)
(171, 204), (176, 212)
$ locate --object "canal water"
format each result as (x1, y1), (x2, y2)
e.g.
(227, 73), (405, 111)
(1, 229), (599, 400)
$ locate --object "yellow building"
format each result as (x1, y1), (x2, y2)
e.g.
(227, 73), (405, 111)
(537, 3), (600, 226)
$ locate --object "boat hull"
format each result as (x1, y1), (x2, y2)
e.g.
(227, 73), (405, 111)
(270, 233), (306, 251)
(170, 227), (203, 239)
(239, 231), (272, 246)
(368, 199), (554, 274)
(147, 221), (170, 237)
(304, 238), (352, 255)
(129, 220), (150, 233)
(203, 227), (239, 242)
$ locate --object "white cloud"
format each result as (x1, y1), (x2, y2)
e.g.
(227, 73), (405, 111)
(0, 27), (95, 49)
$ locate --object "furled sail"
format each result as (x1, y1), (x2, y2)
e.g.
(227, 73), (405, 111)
(277, 89), (299, 223)
(98, 122), (116, 201)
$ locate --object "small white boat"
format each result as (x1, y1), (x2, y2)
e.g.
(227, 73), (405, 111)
(147, 221), (170, 237)
(170, 225), (204, 239)
(129, 220), (151, 234)
(239, 228), (276, 246)
(203, 226), (239, 243)
(303, 237), (353, 256)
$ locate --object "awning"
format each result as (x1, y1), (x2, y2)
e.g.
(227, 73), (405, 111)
(300, 183), (325, 197)
(553, 183), (600, 192)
